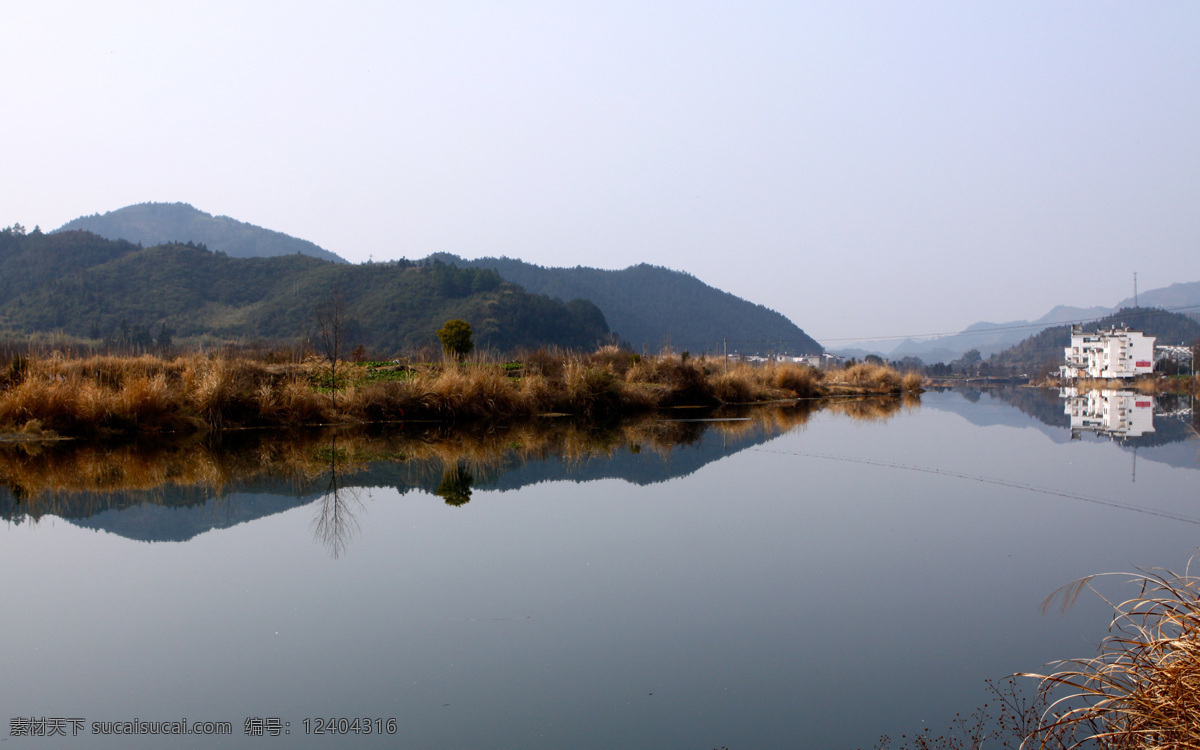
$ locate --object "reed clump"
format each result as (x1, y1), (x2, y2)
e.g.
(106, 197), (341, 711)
(826, 362), (908, 393)
(0, 349), (920, 436)
(1021, 563), (1200, 749)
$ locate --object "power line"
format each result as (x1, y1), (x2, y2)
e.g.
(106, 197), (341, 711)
(750, 445), (1200, 527)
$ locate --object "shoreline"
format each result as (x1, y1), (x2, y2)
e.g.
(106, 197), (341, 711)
(0, 349), (923, 438)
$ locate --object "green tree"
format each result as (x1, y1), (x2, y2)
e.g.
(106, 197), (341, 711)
(437, 319), (474, 359)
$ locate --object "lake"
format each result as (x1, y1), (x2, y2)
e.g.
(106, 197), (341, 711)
(2, 388), (1197, 748)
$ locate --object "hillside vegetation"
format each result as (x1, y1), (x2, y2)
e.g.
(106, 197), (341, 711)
(56, 202), (347, 263)
(430, 253), (822, 356)
(989, 307), (1200, 373)
(0, 227), (608, 353)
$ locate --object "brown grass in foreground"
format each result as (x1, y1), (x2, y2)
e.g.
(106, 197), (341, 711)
(867, 563), (1200, 750)
(1020, 564), (1200, 749)
(0, 348), (922, 436)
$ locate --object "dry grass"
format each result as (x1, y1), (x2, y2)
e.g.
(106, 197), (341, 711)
(0, 350), (921, 435)
(826, 362), (909, 393)
(1021, 563), (1200, 749)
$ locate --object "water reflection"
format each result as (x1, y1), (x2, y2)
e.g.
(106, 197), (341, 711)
(0, 403), (856, 550)
(6, 388), (1200, 750)
(312, 436), (363, 558)
(933, 386), (1199, 451)
(436, 464), (474, 507)
(1061, 388), (1157, 440)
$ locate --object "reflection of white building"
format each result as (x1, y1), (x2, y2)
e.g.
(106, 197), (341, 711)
(1060, 325), (1156, 379)
(1061, 388), (1156, 439)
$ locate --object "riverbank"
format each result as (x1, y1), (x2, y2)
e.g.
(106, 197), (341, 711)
(0, 348), (922, 437)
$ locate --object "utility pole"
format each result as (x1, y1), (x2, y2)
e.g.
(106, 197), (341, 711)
(1134, 272), (1138, 307)
(723, 337), (728, 375)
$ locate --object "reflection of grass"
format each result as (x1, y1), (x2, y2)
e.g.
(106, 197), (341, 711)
(0, 404), (828, 508)
(1021, 564), (1200, 749)
(823, 396), (905, 421)
(0, 350), (922, 436)
(0, 395), (917, 512)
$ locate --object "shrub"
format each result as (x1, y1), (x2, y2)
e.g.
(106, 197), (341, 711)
(437, 319), (474, 359)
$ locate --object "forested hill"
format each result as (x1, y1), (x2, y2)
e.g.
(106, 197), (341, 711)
(428, 254), (822, 355)
(55, 202), (347, 264)
(0, 227), (608, 353)
(989, 307), (1200, 373)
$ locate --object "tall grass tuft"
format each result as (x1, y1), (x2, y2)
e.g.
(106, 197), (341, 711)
(827, 362), (904, 392)
(771, 363), (823, 397)
(1021, 563), (1200, 749)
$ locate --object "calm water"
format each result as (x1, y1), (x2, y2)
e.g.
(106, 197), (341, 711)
(2, 389), (1197, 749)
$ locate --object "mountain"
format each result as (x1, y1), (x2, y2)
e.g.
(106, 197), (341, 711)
(840, 275), (1200, 366)
(1115, 281), (1200, 316)
(833, 305), (1114, 363)
(50, 205), (820, 355)
(989, 307), (1200, 374)
(0, 228), (609, 353)
(55, 202), (348, 264)
(426, 254), (822, 355)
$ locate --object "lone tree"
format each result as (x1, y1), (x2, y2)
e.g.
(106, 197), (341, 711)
(437, 319), (474, 359)
(316, 284), (346, 408)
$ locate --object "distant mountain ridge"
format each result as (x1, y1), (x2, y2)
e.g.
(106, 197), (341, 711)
(428, 253), (822, 355)
(55, 202), (347, 264)
(832, 296), (1196, 364)
(1114, 281), (1200, 312)
(882, 305), (1114, 362)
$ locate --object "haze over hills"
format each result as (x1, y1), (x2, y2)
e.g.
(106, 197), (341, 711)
(428, 253), (822, 356)
(55, 202), (348, 264)
(1114, 281), (1200, 313)
(884, 305), (1114, 362)
(834, 291), (1200, 364)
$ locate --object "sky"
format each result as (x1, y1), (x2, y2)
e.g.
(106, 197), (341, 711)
(4, 1), (1199, 345)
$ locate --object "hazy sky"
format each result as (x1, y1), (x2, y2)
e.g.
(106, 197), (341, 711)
(5, 1), (1198, 343)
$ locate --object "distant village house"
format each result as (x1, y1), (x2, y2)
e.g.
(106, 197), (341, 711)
(1060, 324), (1155, 380)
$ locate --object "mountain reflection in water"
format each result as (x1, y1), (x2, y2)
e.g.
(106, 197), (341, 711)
(2, 400), (912, 550)
(8, 387), (1189, 556)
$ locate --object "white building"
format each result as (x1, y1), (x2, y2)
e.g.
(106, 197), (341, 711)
(1060, 325), (1156, 379)
(774, 354), (824, 368)
(1061, 388), (1156, 439)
